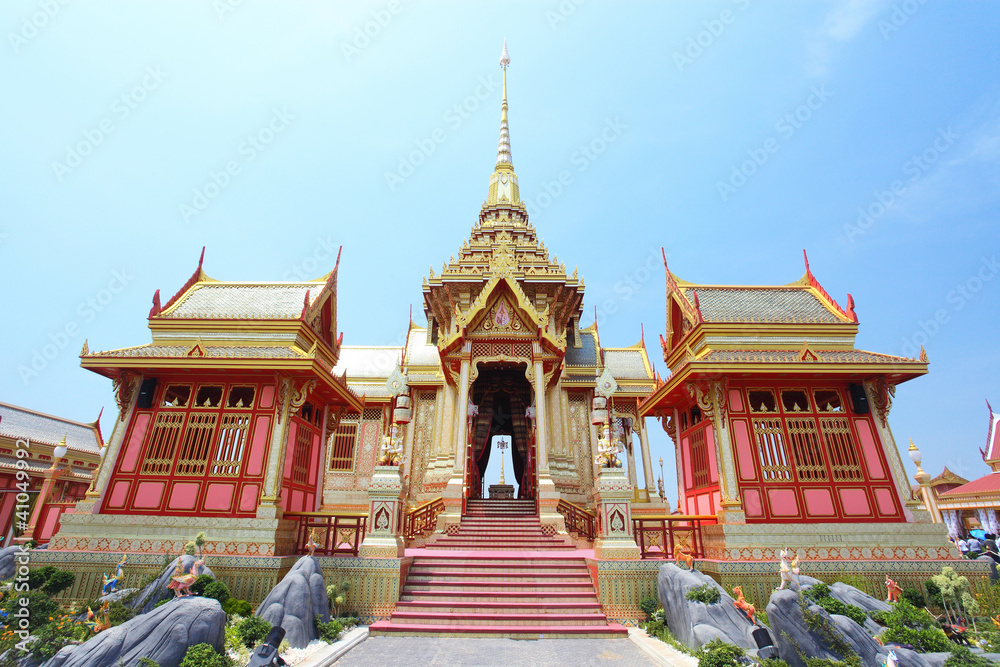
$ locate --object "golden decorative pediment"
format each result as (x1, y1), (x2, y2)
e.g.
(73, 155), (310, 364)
(470, 295), (531, 337)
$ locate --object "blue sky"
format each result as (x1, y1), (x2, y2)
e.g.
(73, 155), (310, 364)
(2, 1), (999, 504)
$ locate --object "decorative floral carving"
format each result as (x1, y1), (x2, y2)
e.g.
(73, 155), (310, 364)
(867, 377), (895, 427)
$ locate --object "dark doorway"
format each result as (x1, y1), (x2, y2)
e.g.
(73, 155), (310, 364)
(468, 363), (534, 500)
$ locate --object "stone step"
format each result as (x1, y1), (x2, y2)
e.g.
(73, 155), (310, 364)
(399, 590), (599, 603)
(388, 611), (611, 627)
(406, 571), (592, 583)
(409, 563), (590, 577)
(369, 621), (628, 638)
(403, 580), (594, 592)
(394, 601), (604, 614)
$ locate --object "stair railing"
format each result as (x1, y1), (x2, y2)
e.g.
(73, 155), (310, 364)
(556, 499), (596, 541)
(405, 497), (445, 539)
(631, 514), (717, 559)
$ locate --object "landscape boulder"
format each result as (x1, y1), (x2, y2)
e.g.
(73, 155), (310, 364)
(0, 545), (21, 580)
(44, 596), (226, 667)
(256, 555), (330, 648)
(656, 562), (767, 651)
(129, 555), (215, 614)
(766, 587), (931, 667)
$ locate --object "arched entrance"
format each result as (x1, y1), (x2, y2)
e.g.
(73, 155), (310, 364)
(466, 363), (535, 500)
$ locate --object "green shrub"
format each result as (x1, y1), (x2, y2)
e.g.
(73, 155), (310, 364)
(697, 639), (744, 667)
(41, 569), (75, 596)
(234, 615), (272, 649)
(179, 643), (233, 667)
(639, 596), (659, 617)
(756, 608), (770, 628)
(2, 590), (59, 631)
(138, 659), (160, 667)
(924, 579), (944, 608)
(154, 598), (171, 609)
(879, 599), (950, 652)
(338, 616), (359, 629)
(759, 660), (790, 667)
(943, 645), (993, 667)
(686, 584), (721, 605)
(107, 600), (136, 626)
(19, 615), (86, 662)
(190, 574), (215, 597)
(222, 598), (253, 617)
(27, 565), (57, 590)
(901, 587), (924, 608)
(202, 580), (230, 605)
(315, 615), (343, 643)
(804, 660), (853, 667)
(805, 583), (867, 626)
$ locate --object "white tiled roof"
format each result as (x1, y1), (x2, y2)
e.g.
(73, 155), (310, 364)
(604, 349), (651, 380)
(406, 331), (440, 367)
(334, 347), (402, 379)
(0, 403), (102, 455)
(161, 284), (323, 320)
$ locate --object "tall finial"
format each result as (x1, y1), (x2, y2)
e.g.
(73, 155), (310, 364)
(496, 39), (512, 168)
(485, 39), (520, 207)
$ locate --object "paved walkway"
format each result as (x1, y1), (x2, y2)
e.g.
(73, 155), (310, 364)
(332, 636), (661, 667)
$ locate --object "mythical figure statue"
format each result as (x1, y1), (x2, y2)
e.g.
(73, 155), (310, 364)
(167, 557), (205, 597)
(885, 575), (902, 603)
(377, 424), (403, 466)
(101, 554), (127, 596)
(673, 543), (694, 570)
(886, 649), (898, 667)
(305, 529), (319, 557)
(594, 423), (622, 469)
(732, 585), (756, 624)
(777, 548), (801, 591)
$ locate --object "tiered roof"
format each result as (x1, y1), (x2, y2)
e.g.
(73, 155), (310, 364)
(640, 251), (928, 416)
(81, 249), (362, 412)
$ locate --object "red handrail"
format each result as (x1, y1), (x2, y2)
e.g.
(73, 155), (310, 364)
(632, 515), (717, 560)
(557, 500), (595, 540)
(405, 497), (444, 539)
(286, 512), (367, 556)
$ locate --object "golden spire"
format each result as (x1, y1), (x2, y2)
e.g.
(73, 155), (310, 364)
(486, 39), (520, 207)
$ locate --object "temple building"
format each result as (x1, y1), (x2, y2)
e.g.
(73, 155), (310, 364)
(924, 402), (1000, 537)
(638, 260), (953, 565)
(34, 43), (974, 621)
(0, 402), (100, 545)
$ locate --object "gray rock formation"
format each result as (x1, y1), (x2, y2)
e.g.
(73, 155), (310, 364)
(44, 596), (226, 667)
(766, 588), (932, 667)
(129, 555), (215, 615)
(656, 562), (767, 651)
(256, 556), (330, 648)
(0, 545), (22, 580)
(98, 588), (138, 605)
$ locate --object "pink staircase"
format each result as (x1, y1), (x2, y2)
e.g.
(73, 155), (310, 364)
(369, 498), (626, 638)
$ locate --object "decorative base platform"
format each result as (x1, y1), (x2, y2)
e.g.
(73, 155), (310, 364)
(487, 484), (515, 500)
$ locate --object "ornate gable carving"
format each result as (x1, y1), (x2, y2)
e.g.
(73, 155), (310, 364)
(469, 293), (533, 338)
